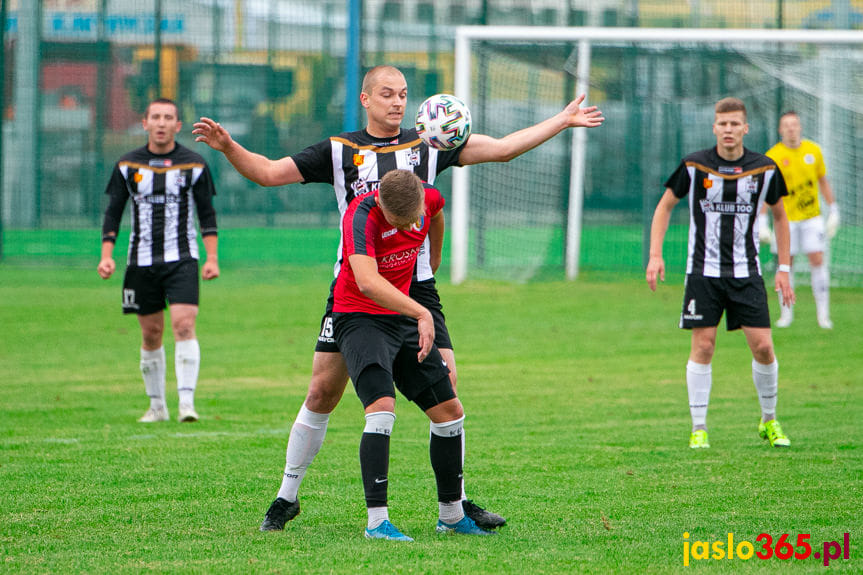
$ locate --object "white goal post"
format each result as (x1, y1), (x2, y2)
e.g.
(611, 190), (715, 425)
(451, 26), (863, 284)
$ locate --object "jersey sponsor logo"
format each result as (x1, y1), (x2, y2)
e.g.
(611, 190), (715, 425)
(718, 166), (743, 175)
(351, 178), (370, 196)
(138, 193), (183, 205)
(381, 228), (397, 239)
(699, 199), (754, 214)
(149, 159), (173, 167)
(378, 246), (422, 269)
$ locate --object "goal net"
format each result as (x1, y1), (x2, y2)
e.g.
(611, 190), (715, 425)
(451, 27), (863, 286)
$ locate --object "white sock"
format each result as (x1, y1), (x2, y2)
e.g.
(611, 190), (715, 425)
(439, 501), (464, 525)
(810, 264), (830, 322)
(367, 506), (389, 530)
(140, 347), (166, 410)
(752, 359), (779, 420)
(175, 339), (200, 406)
(686, 360), (712, 431)
(276, 404), (330, 503)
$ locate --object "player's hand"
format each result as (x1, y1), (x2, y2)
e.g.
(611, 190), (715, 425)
(826, 207), (840, 239)
(416, 310), (435, 363)
(775, 270), (795, 307)
(563, 94), (605, 129)
(645, 256), (665, 292)
(97, 257), (115, 279)
(192, 117), (234, 153)
(757, 214), (774, 244)
(202, 260), (220, 280)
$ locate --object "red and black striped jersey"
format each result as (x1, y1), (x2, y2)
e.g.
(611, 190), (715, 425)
(334, 185), (445, 315)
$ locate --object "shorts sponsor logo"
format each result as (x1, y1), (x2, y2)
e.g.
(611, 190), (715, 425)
(122, 288), (139, 310)
(683, 298), (703, 321)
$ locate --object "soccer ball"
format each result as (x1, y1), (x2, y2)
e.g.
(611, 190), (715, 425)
(415, 94), (472, 151)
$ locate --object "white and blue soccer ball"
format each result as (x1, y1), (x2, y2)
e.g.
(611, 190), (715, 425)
(415, 94), (472, 151)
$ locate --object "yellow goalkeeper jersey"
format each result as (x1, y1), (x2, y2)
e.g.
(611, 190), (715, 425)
(765, 139), (827, 221)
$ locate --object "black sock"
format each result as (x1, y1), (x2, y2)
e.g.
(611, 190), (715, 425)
(360, 431), (390, 508)
(429, 432), (462, 503)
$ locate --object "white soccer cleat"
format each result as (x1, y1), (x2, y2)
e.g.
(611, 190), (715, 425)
(817, 316), (833, 330)
(178, 404), (199, 422)
(775, 313), (793, 328)
(138, 406), (169, 423)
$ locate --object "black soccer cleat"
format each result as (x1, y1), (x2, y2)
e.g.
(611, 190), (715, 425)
(462, 499), (506, 529)
(259, 497), (300, 531)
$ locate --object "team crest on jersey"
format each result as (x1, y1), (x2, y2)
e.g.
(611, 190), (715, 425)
(353, 154), (364, 166)
(149, 159), (172, 167)
(804, 153), (815, 165)
(351, 178), (370, 196)
(410, 215), (425, 232)
(133, 173), (143, 183)
(408, 147), (421, 166)
(745, 180), (759, 195)
(702, 178), (713, 189)
(718, 166), (742, 175)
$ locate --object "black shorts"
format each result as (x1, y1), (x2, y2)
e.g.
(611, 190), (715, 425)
(122, 259), (199, 315)
(680, 275), (770, 331)
(314, 277), (453, 353)
(333, 312), (451, 408)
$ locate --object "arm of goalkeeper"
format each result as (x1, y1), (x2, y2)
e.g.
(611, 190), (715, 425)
(826, 204), (840, 239)
(758, 213), (774, 244)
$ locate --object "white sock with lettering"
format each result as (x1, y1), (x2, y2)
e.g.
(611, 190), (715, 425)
(686, 360), (712, 431)
(810, 264), (830, 323)
(752, 359), (779, 421)
(140, 347), (166, 410)
(277, 404), (330, 503)
(175, 339), (200, 406)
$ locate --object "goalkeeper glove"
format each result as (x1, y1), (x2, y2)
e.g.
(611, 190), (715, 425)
(757, 214), (774, 244)
(826, 205), (840, 239)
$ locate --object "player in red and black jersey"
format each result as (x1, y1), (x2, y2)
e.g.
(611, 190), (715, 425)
(98, 98), (219, 425)
(646, 97), (795, 450)
(335, 170), (492, 540)
(193, 65), (604, 531)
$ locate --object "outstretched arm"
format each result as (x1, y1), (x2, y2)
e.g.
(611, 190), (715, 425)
(192, 117), (303, 187)
(350, 254), (435, 362)
(646, 189), (680, 292)
(458, 94), (605, 166)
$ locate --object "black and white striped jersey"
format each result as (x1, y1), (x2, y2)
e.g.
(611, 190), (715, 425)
(665, 147), (787, 279)
(291, 127), (462, 280)
(102, 143), (217, 267)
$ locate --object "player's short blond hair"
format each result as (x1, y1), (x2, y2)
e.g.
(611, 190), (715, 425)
(361, 66), (405, 95)
(379, 170), (424, 220)
(715, 97), (747, 119)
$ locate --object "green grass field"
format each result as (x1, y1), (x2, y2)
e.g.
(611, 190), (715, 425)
(1, 263), (861, 573)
